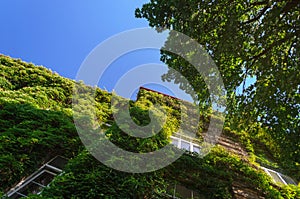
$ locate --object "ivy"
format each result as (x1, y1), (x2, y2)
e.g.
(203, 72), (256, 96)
(1, 55), (300, 198)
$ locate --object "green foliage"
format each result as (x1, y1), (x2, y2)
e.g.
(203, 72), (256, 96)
(106, 102), (171, 153)
(280, 184), (300, 199)
(164, 147), (284, 199)
(35, 146), (289, 198)
(0, 101), (81, 191)
(0, 56), (111, 192)
(136, 0), (300, 181)
(31, 150), (167, 199)
(1, 55), (297, 198)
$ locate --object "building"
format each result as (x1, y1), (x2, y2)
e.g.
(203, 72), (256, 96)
(3, 86), (298, 198)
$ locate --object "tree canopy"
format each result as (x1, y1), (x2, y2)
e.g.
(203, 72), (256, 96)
(136, 0), (300, 172)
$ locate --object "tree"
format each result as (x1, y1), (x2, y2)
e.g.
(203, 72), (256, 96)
(136, 0), (300, 171)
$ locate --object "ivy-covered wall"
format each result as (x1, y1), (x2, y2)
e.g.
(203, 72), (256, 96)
(0, 55), (299, 198)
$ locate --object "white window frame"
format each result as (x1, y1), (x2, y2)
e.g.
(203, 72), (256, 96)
(6, 156), (67, 198)
(261, 166), (296, 185)
(170, 135), (201, 154)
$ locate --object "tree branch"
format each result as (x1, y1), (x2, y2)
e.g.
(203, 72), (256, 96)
(251, 34), (294, 61)
(243, 5), (269, 25)
(242, 67), (249, 93)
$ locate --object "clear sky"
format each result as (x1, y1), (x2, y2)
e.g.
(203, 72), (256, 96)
(0, 0), (149, 79)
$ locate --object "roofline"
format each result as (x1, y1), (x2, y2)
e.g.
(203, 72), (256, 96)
(139, 86), (181, 101)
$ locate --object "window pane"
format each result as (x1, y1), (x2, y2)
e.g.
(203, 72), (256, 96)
(281, 174), (296, 185)
(193, 146), (201, 153)
(268, 170), (285, 184)
(175, 184), (192, 198)
(181, 141), (190, 151)
(18, 182), (43, 195)
(33, 171), (56, 186)
(9, 192), (24, 199)
(171, 138), (179, 147)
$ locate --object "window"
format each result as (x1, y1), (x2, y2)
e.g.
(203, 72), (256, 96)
(262, 167), (297, 185)
(166, 184), (202, 199)
(171, 138), (179, 147)
(6, 156), (68, 198)
(170, 134), (201, 154)
(192, 146), (201, 153)
(181, 140), (190, 151)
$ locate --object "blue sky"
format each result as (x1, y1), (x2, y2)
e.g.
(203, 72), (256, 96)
(0, 0), (149, 78)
